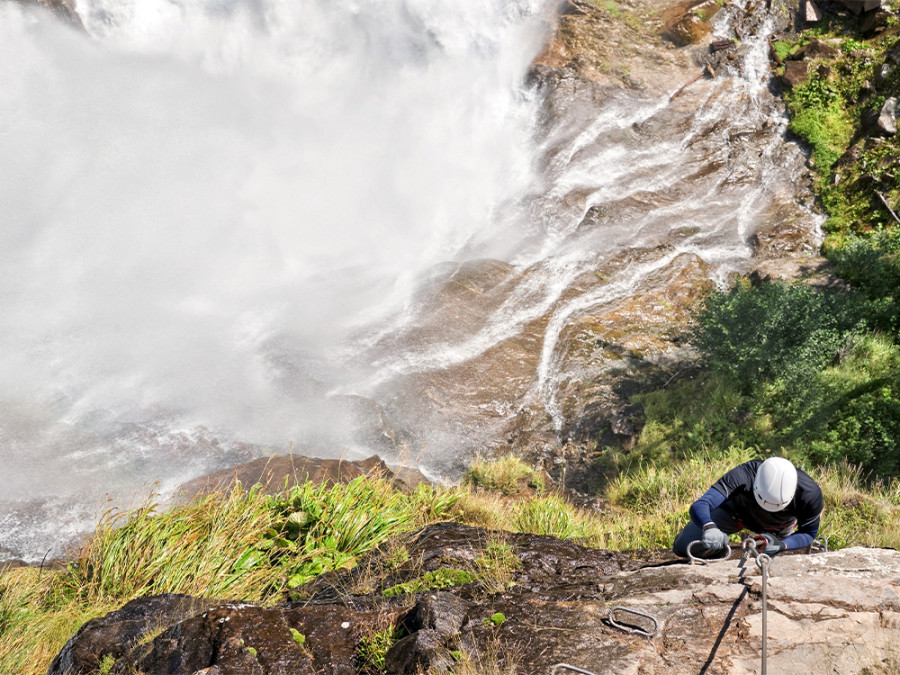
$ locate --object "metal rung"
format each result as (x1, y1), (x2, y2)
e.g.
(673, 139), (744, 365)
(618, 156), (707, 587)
(608, 606), (659, 637)
(687, 539), (732, 565)
(551, 665), (598, 675)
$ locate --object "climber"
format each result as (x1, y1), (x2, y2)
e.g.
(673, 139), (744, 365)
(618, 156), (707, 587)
(673, 457), (824, 559)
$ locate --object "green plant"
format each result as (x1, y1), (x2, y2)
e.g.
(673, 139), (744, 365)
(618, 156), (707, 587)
(464, 456), (544, 495)
(473, 537), (521, 594)
(692, 279), (859, 393)
(263, 475), (461, 593)
(290, 627), (306, 646)
(98, 654), (116, 675)
(773, 39), (798, 62)
(357, 624), (402, 672)
(513, 496), (584, 539)
(382, 568), (476, 597)
(787, 76), (854, 171)
(69, 485), (279, 602)
(488, 612), (507, 626)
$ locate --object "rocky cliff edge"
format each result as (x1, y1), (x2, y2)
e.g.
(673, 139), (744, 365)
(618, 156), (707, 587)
(49, 522), (900, 674)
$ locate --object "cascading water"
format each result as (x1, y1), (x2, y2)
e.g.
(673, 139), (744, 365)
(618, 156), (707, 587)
(0, 0), (818, 562)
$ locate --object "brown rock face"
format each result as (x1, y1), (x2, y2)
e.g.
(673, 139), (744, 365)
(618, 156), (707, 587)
(176, 454), (428, 499)
(47, 525), (900, 675)
(529, 0), (698, 91)
(662, 0), (722, 46)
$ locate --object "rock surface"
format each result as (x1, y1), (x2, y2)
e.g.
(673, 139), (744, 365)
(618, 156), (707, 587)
(48, 523), (900, 674)
(176, 454), (428, 499)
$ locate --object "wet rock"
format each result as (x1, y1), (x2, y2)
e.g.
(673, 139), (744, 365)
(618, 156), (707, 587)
(16, 0), (83, 28)
(405, 592), (469, 637)
(384, 630), (453, 675)
(664, 13), (714, 47)
(662, 0), (722, 46)
(529, 0), (697, 91)
(48, 594), (221, 675)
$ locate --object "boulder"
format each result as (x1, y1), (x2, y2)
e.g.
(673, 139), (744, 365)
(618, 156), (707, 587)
(878, 97), (898, 135)
(861, 9), (896, 35)
(781, 60), (810, 89)
(47, 595), (221, 675)
(664, 13), (713, 46)
(405, 592), (469, 637)
(384, 630), (453, 675)
(804, 0), (824, 23)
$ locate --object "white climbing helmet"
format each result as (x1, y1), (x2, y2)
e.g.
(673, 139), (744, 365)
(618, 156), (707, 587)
(753, 457), (798, 512)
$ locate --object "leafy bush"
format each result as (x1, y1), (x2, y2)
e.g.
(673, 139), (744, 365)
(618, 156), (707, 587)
(692, 280), (858, 393)
(263, 477), (461, 590)
(829, 227), (900, 332)
(689, 276), (900, 477)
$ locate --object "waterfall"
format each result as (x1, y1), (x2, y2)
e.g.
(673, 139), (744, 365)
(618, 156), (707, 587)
(0, 0), (818, 561)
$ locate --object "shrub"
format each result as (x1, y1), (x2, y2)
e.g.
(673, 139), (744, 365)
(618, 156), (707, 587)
(692, 280), (858, 393)
(829, 227), (900, 332)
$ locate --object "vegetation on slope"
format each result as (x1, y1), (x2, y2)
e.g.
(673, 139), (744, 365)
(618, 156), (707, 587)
(3, 451), (899, 674)
(607, 7), (900, 492)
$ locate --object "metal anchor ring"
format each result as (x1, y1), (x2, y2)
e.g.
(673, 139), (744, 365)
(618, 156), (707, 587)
(608, 606), (659, 637)
(687, 539), (732, 565)
(551, 665), (598, 675)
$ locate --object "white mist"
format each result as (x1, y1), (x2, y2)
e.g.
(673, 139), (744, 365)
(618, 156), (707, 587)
(0, 0), (551, 559)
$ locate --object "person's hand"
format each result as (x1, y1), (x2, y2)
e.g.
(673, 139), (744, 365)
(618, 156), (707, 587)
(759, 532), (786, 554)
(701, 524), (730, 550)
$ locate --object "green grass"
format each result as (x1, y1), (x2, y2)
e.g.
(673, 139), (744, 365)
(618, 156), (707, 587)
(0, 476), (462, 675)
(357, 623), (403, 672)
(4, 454), (900, 674)
(464, 455), (545, 495)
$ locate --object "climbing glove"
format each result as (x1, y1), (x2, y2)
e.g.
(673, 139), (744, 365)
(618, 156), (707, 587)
(759, 532), (786, 554)
(701, 523), (730, 550)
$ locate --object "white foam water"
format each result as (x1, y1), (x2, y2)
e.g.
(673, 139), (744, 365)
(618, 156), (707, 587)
(0, 0), (552, 560)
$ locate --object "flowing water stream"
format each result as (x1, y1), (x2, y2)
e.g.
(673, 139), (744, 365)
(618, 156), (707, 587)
(0, 0), (818, 561)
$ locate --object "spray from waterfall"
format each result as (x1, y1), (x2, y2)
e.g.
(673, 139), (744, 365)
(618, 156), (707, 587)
(0, 0), (552, 560)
